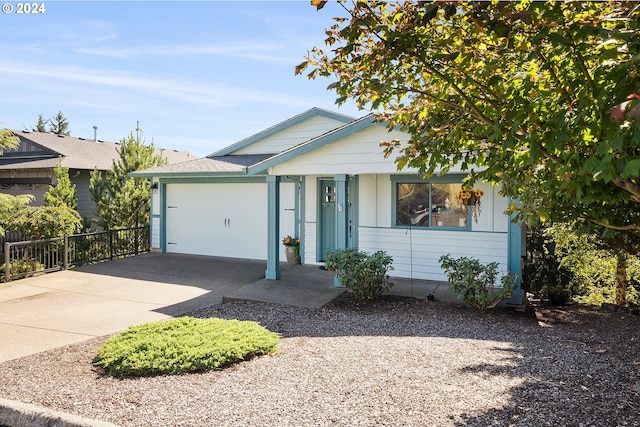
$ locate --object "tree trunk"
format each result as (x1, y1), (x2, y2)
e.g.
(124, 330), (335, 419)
(615, 251), (627, 306)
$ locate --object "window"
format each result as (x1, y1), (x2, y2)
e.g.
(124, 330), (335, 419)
(396, 181), (468, 228)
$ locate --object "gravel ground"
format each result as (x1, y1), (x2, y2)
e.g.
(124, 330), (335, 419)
(0, 294), (639, 427)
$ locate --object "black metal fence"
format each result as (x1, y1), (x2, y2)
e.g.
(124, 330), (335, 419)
(2, 226), (150, 282)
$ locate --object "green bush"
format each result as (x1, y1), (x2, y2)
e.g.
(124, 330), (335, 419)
(5, 205), (81, 239)
(0, 259), (46, 282)
(325, 248), (394, 300)
(93, 317), (280, 377)
(439, 254), (515, 310)
(547, 224), (640, 307)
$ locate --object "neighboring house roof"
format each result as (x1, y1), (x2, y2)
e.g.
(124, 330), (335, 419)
(0, 130), (195, 171)
(131, 108), (378, 178)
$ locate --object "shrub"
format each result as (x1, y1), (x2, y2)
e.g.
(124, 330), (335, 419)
(547, 224), (640, 307)
(93, 317), (280, 377)
(325, 248), (394, 300)
(5, 205), (81, 239)
(523, 227), (573, 295)
(439, 254), (515, 310)
(0, 259), (46, 282)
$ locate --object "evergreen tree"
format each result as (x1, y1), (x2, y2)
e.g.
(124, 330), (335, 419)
(34, 114), (47, 132)
(44, 159), (78, 211)
(90, 123), (167, 230)
(48, 111), (70, 135)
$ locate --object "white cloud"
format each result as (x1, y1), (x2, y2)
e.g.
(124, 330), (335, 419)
(75, 41), (298, 63)
(0, 59), (313, 110)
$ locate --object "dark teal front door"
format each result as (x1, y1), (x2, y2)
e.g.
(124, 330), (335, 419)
(319, 180), (336, 261)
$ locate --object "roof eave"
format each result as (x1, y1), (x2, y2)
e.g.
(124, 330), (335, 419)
(129, 170), (248, 179)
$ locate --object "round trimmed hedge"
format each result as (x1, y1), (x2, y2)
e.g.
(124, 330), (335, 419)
(93, 317), (280, 377)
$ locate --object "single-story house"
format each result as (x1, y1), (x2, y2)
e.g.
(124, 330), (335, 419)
(132, 108), (523, 304)
(0, 130), (195, 220)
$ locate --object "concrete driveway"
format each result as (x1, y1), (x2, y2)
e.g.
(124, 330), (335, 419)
(0, 251), (452, 364)
(0, 253), (270, 363)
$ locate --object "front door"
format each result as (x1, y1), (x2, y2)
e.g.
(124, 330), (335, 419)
(319, 180), (336, 261)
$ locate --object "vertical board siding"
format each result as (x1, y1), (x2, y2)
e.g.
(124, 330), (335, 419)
(358, 226), (508, 281)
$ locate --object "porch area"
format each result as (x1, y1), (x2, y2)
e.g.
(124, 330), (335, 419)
(226, 261), (459, 308)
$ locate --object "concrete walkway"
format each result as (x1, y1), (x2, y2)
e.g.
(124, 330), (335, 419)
(0, 252), (454, 364)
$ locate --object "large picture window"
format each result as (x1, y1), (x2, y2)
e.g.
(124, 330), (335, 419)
(396, 182), (467, 228)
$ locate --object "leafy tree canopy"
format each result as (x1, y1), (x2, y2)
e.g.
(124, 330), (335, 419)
(90, 123), (167, 230)
(0, 193), (33, 236)
(298, 1), (640, 253)
(6, 205), (81, 240)
(0, 128), (19, 154)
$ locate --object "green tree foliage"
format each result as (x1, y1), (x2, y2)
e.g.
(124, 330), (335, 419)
(90, 124), (167, 230)
(0, 193), (33, 235)
(48, 110), (70, 135)
(44, 160), (78, 211)
(0, 128), (19, 153)
(299, 1), (640, 304)
(34, 113), (47, 132)
(547, 224), (639, 307)
(5, 205), (81, 239)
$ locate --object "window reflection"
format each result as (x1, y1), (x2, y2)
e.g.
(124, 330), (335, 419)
(396, 182), (467, 228)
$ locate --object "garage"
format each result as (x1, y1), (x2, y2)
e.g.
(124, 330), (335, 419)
(164, 182), (295, 260)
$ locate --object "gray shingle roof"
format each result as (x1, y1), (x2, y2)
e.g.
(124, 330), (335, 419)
(0, 131), (195, 171)
(133, 157), (249, 176)
(130, 154), (278, 177)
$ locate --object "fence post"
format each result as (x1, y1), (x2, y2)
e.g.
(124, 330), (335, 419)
(135, 227), (139, 256)
(4, 242), (10, 283)
(63, 235), (69, 270)
(109, 231), (114, 261)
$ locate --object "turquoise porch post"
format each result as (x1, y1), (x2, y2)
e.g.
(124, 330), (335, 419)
(507, 208), (524, 305)
(265, 175), (281, 280)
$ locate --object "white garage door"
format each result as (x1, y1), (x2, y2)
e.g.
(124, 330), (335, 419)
(165, 182), (295, 260)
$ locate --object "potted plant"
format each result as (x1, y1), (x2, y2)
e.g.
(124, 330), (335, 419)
(282, 235), (300, 265)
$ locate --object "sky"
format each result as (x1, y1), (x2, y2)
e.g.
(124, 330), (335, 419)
(0, 0), (364, 157)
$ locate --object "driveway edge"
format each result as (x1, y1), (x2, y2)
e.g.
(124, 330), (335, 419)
(0, 397), (119, 427)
